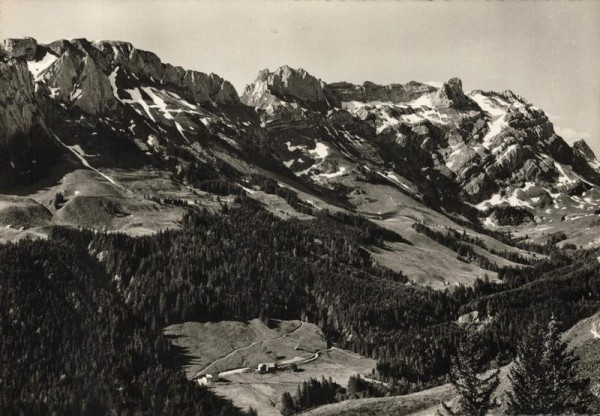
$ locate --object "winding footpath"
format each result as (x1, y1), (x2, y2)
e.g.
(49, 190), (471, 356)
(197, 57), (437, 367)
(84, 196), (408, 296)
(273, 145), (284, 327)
(190, 321), (305, 380)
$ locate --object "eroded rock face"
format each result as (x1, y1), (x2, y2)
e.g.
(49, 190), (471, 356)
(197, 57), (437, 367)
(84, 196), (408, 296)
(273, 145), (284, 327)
(432, 77), (477, 109)
(0, 55), (60, 189)
(571, 139), (600, 180)
(573, 140), (597, 162)
(43, 51), (80, 102)
(30, 38), (240, 113)
(324, 80), (436, 106)
(75, 56), (116, 114)
(241, 66), (326, 109)
(180, 71), (239, 105)
(0, 38), (38, 60)
(270, 66), (325, 105)
(0, 59), (37, 142)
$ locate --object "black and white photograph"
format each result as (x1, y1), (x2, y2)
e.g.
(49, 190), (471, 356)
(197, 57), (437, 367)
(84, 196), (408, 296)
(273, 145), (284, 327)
(0, 1), (599, 414)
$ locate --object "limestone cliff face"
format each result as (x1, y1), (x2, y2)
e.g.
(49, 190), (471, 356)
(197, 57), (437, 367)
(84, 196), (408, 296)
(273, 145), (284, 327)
(241, 66), (326, 109)
(2, 37), (240, 118)
(324, 80), (436, 107)
(92, 40), (239, 105)
(573, 140), (598, 163)
(76, 56), (116, 114)
(572, 140), (600, 179)
(431, 78), (478, 110)
(0, 38), (38, 60)
(0, 53), (59, 189)
(0, 59), (38, 143)
(41, 50), (117, 114)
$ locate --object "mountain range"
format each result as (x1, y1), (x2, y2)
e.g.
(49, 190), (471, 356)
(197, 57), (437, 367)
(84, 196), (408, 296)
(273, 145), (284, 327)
(1, 36), (600, 286)
(2, 37), (600, 415)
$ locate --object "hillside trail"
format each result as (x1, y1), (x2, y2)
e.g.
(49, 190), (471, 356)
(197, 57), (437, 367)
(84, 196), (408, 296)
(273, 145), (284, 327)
(190, 321), (306, 379)
(207, 345), (366, 384)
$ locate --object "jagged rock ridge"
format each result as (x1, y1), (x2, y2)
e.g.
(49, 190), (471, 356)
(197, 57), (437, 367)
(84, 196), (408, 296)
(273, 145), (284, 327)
(1, 37), (240, 119)
(323, 80), (437, 107)
(241, 64), (600, 212)
(1, 36), (600, 229)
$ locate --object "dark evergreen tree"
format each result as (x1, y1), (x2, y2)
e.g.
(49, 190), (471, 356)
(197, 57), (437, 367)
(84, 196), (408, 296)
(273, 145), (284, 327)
(280, 391), (296, 416)
(505, 320), (545, 414)
(507, 316), (594, 414)
(441, 330), (500, 416)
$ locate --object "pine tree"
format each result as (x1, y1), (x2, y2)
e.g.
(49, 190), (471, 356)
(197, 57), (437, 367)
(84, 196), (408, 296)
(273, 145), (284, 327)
(506, 321), (546, 414)
(441, 330), (500, 416)
(280, 391), (296, 416)
(507, 315), (593, 414)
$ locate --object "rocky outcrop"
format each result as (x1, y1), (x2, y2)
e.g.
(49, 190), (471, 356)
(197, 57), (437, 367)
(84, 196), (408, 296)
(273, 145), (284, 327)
(42, 51), (78, 101)
(212, 80), (239, 105)
(179, 71), (239, 105)
(432, 77), (478, 110)
(96, 40), (240, 106)
(571, 139), (600, 180)
(0, 59), (38, 142)
(573, 140), (597, 162)
(75, 56), (116, 114)
(241, 66), (326, 109)
(327, 108), (375, 138)
(324, 80), (436, 106)
(0, 38), (38, 60)
(0, 55), (60, 189)
(10, 38), (241, 112)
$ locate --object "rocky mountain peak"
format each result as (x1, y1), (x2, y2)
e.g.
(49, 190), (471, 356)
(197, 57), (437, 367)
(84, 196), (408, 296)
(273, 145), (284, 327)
(0, 38), (38, 60)
(241, 65), (326, 109)
(501, 89), (526, 103)
(432, 77), (477, 109)
(573, 140), (597, 161)
(271, 65), (325, 103)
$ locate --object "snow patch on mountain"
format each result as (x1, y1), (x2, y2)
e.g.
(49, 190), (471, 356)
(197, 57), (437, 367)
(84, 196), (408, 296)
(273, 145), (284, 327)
(469, 92), (513, 149)
(316, 167), (346, 179)
(165, 91), (198, 110)
(27, 52), (57, 81)
(108, 68), (120, 99)
(308, 142), (329, 159)
(175, 122), (189, 142)
(475, 186), (535, 211)
(378, 171), (414, 192)
(286, 142), (306, 152)
(69, 88), (83, 102)
(142, 87), (174, 120)
(410, 93), (434, 108)
(52, 133), (123, 189)
(123, 88), (156, 121)
(554, 162), (578, 185)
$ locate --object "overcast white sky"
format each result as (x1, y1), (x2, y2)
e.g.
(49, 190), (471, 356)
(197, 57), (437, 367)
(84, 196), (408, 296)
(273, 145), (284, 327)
(1, 0), (599, 154)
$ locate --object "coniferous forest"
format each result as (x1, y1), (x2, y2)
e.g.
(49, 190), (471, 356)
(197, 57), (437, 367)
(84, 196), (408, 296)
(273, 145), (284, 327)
(1, 198), (599, 414)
